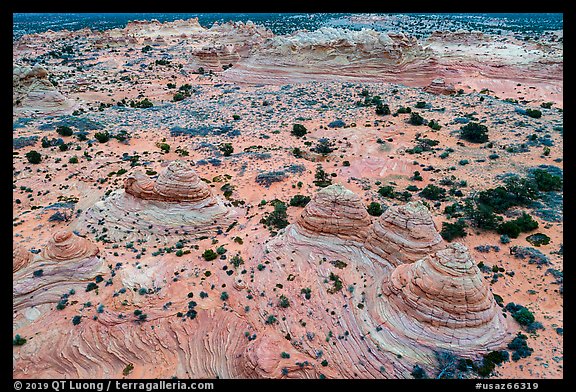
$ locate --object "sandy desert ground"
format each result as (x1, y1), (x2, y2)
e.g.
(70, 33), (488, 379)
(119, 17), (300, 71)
(13, 16), (563, 379)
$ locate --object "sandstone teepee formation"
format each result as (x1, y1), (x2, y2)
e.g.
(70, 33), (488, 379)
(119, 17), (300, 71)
(296, 184), (371, 242)
(377, 243), (509, 352)
(77, 160), (235, 242)
(258, 184), (510, 357)
(365, 201), (444, 266)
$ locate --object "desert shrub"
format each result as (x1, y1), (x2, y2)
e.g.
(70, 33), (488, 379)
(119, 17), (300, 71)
(507, 333), (533, 361)
(56, 125), (73, 136)
(525, 108), (542, 118)
(466, 202), (501, 230)
(367, 202), (384, 216)
(133, 98), (153, 108)
(497, 213), (538, 238)
(500, 234), (511, 244)
(173, 92), (186, 102)
(440, 219), (467, 242)
(313, 165), (332, 188)
(408, 112), (425, 126)
(375, 103), (390, 115)
(531, 169), (562, 192)
(289, 194), (311, 207)
(25, 150), (42, 164)
(505, 303), (535, 326)
(411, 365), (428, 379)
(278, 295), (290, 308)
(525, 233), (550, 247)
(415, 101), (426, 109)
(263, 202), (289, 230)
(419, 184), (446, 201)
(72, 315), (82, 325)
(219, 143), (234, 157)
(460, 122), (489, 143)
(411, 171), (423, 181)
(202, 249), (218, 261)
(94, 132), (110, 143)
(396, 106), (412, 114)
(220, 292), (229, 301)
(13, 334), (27, 346)
(510, 246), (549, 266)
(428, 120), (442, 130)
(313, 138), (335, 155)
(256, 170), (287, 187)
(291, 124), (307, 137)
(378, 185), (395, 198)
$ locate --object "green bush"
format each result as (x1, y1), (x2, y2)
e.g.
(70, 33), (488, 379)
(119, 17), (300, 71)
(415, 101), (426, 109)
(173, 92), (186, 102)
(525, 233), (551, 247)
(220, 292), (229, 301)
(428, 120), (442, 130)
(291, 124), (307, 137)
(72, 315), (82, 325)
(531, 169), (562, 192)
(378, 185), (395, 198)
(13, 334), (27, 346)
(56, 125), (73, 137)
(525, 108), (542, 118)
(289, 194), (311, 207)
(396, 106), (411, 114)
(408, 112), (425, 126)
(263, 202), (289, 230)
(94, 132), (110, 143)
(440, 219), (468, 242)
(375, 103), (390, 115)
(419, 184), (446, 200)
(219, 143), (234, 156)
(460, 122), (489, 143)
(278, 295), (290, 308)
(25, 150), (42, 164)
(411, 365), (428, 379)
(367, 202), (384, 216)
(507, 333), (533, 361)
(202, 249), (218, 261)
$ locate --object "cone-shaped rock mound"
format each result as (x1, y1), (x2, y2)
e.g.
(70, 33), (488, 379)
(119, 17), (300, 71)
(76, 160), (234, 242)
(125, 160), (212, 203)
(365, 200), (444, 266)
(41, 230), (99, 262)
(378, 243), (510, 351)
(297, 184), (371, 241)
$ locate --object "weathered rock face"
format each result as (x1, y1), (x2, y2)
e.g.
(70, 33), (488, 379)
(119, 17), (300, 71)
(423, 78), (457, 95)
(13, 231), (104, 312)
(223, 28), (437, 85)
(378, 243), (510, 353)
(13, 244), (32, 273)
(13, 65), (75, 115)
(42, 230), (99, 262)
(297, 184), (371, 242)
(365, 201), (444, 266)
(76, 161), (235, 242)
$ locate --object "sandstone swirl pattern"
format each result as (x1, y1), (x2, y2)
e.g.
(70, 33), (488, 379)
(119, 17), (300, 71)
(76, 160), (235, 242)
(13, 231), (104, 313)
(14, 184), (511, 378)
